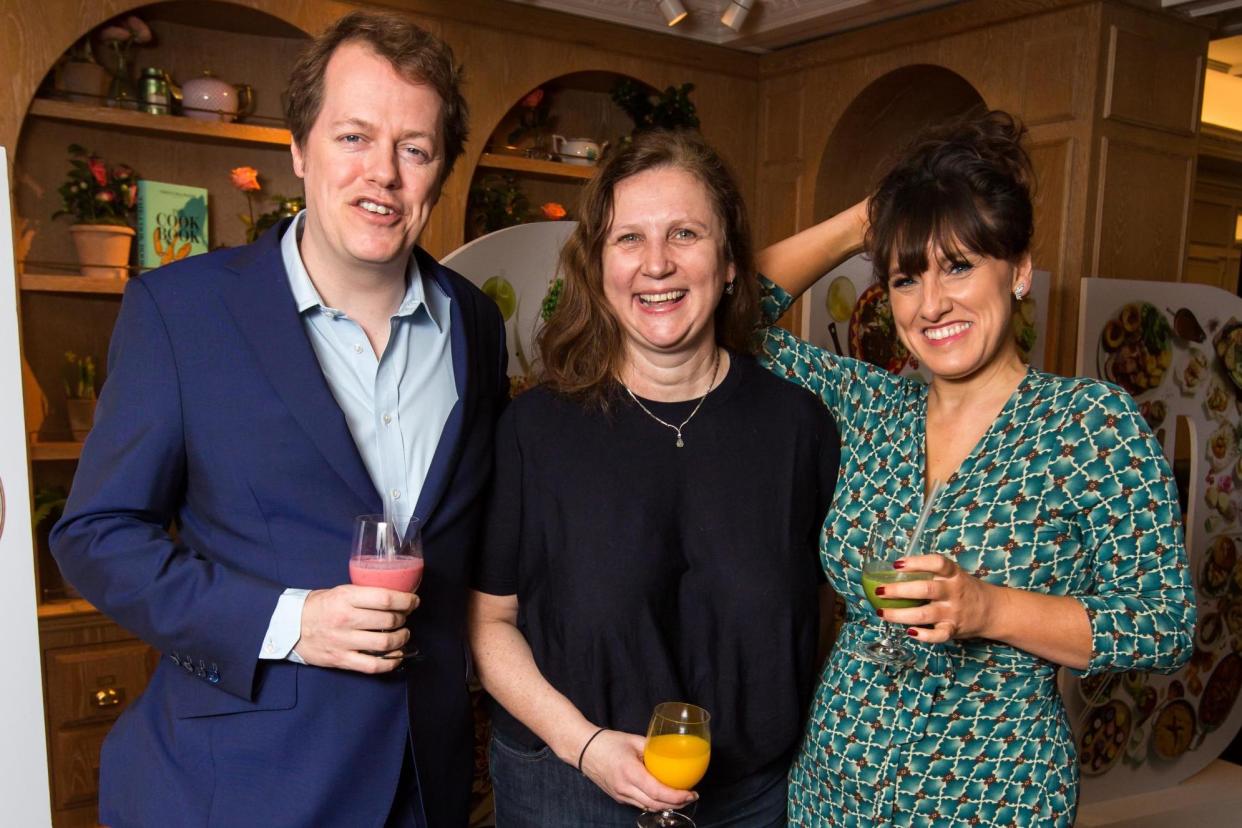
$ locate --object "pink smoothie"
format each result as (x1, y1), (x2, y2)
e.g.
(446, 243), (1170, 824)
(349, 556), (424, 591)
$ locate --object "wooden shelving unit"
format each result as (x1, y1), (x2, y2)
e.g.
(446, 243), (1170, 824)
(20, 273), (129, 295)
(37, 598), (99, 620)
(28, 98), (291, 147)
(30, 441), (84, 461)
(475, 152), (596, 181)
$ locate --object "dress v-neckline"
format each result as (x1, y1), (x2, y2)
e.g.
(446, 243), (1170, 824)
(914, 366), (1034, 506)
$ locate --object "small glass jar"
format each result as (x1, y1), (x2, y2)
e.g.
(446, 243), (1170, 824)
(139, 67), (170, 116)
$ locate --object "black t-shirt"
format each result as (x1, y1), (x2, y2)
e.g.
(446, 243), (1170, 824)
(474, 354), (840, 786)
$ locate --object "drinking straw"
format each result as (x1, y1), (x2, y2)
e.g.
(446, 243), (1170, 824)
(906, 479), (943, 558)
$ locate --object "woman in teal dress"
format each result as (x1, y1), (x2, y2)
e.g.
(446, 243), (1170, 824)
(756, 111), (1195, 826)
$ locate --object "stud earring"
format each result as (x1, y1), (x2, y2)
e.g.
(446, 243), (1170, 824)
(1014, 284), (1025, 301)
(725, 281), (735, 296)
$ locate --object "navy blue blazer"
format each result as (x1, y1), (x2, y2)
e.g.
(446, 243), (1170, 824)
(51, 220), (507, 827)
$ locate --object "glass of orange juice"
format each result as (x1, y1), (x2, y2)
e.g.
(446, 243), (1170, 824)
(638, 702), (711, 828)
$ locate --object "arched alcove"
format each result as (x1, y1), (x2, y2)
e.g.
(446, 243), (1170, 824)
(464, 70), (656, 240)
(814, 65), (985, 222)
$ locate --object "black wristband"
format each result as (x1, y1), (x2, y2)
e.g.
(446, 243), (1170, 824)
(576, 727), (607, 773)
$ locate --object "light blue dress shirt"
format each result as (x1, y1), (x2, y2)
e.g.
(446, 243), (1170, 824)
(260, 212), (457, 661)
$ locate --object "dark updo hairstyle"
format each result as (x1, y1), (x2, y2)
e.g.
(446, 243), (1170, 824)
(865, 109), (1034, 285)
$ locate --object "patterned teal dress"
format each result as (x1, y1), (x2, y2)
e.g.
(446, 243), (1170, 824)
(757, 280), (1195, 826)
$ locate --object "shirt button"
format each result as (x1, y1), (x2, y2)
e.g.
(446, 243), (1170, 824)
(391, 489), (401, 500)
(263, 638), (275, 655)
(354, 344), (363, 354)
(383, 413), (392, 425)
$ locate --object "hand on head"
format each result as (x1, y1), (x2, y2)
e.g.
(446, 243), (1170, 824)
(294, 585), (419, 672)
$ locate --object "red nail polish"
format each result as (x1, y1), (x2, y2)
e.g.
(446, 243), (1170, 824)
(907, 628), (918, 637)
(877, 608), (885, 618)
(893, 560), (906, 569)
(875, 586), (886, 596)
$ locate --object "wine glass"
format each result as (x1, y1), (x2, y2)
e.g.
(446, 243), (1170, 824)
(350, 513), (424, 659)
(858, 520), (931, 668)
(638, 702), (711, 828)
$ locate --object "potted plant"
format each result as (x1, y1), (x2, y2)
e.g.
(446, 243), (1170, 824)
(231, 165), (304, 243)
(54, 36), (110, 105)
(63, 351), (97, 440)
(54, 144), (139, 278)
(610, 80), (701, 134)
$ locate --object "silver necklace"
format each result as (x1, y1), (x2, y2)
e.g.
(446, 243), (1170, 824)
(621, 348), (721, 448)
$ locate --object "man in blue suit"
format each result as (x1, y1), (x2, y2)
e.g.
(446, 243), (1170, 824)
(51, 11), (505, 827)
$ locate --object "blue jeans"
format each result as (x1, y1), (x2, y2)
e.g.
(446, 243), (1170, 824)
(489, 731), (788, 827)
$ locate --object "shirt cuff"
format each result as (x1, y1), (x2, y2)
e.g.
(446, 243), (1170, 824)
(260, 588), (310, 664)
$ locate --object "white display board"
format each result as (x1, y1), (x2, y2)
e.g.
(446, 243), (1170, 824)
(0, 146), (52, 823)
(1074, 277), (1242, 803)
(442, 222), (577, 393)
(800, 253), (1052, 375)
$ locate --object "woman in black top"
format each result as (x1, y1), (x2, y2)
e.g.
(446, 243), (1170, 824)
(469, 130), (840, 827)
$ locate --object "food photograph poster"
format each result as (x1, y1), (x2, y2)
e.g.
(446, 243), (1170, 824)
(1077, 278), (1242, 801)
(442, 221), (576, 396)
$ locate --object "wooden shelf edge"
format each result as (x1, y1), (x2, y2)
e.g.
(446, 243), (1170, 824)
(21, 273), (128, 295)
(476, 152), (595, 181)
(29, 98), (291, 147)
(37, 598), (99, 620)
(30, 441), (84, 461)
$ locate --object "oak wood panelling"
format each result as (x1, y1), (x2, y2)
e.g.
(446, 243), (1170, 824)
(1103, 25), (1203, 136)
(760, 76), (805, 165)
(1188, 198), (1236, 246)
(1029, 138), (1074, 367)
(1092, 136), (1194, 282)
(1022, 31), (1080, 126)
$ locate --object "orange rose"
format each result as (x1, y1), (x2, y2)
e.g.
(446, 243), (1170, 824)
(230, 166), (261, 192)
(540, 202), (567, 220)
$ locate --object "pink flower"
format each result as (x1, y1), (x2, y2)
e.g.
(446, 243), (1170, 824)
(99, 25), (132, 42)
(540, 202), (567, 220)
(87, 157), (107, 186)
(230, 166), (261, 193)
(125, 16), (153, 44)
(95, 190), (115, 203)
(112, 164), (133, 181)
(520, 88), (544, 109)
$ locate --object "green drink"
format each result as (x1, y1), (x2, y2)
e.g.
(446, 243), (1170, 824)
(862, 568), (932, 611)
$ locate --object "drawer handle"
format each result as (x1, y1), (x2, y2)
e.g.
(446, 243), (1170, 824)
(93, 687), (124, 708)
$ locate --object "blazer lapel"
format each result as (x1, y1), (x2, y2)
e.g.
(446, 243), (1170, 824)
(218, 224), (381, 513)
(412, 248), (469, 530)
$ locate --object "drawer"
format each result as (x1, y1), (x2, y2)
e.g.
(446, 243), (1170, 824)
(51, 722), (110, 811)
(45, 640), (153, 729)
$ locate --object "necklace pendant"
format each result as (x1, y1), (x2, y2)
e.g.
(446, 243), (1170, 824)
(675, 435), (684, 448)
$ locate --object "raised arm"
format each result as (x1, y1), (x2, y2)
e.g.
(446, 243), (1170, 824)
(756, 199), (869, 301)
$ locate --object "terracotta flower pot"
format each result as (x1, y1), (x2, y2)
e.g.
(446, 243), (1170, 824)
(65, 398), (97, 441)
(69, 224), (135, 279)
(55, 60), (110, 105)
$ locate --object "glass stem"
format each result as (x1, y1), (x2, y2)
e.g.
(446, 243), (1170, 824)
(882, 621), (906, 652)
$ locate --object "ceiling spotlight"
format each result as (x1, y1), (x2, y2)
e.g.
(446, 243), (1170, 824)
(721, 0), (754, 31)
(657, 0), (689, 27)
